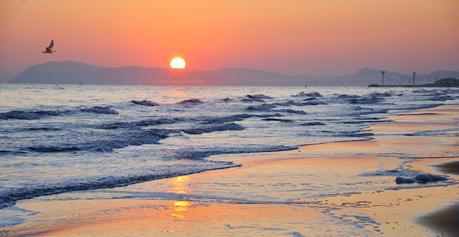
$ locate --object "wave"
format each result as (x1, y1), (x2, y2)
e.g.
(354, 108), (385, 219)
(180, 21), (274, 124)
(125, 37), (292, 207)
(199, 114), (252, 124)
(272, 108), (307, 114)
(272, 100), (325, 107)
(26, 123), (245, 153)
(348, 96), (385, 104)
(346, 106), (389, 116)
(404, 128), (459, 137)
(300, 100), (326, 105)
(245, 94), (273, 100)
(200, 113), (283, 124)
(221, 98), (236, 103)
(369, 92), (392, 97)
(262, 118), (293, 122)
(0, 160), (239, 209)
(301, 122), (325, 126)
(181, 123), (245, 135)
(300, 129), (374, 138)
(340, 119), (391, 124)
(334, 94), (360, 100)
(174, 145), (297, 160)
(80, 106), (119, 115)
(246, 104), (277, 111)
(27, 129), (171, 153)
(329, 131), (374, 138)
(2, 87), (458, 213)
(96, 117), (182, 129)
(330, 92), (393, 105)
(389, 103), (442, 111)
(0, 142), (303, 208)
(292, 92), (322, 98)
(131, 100), (159, 106)
(413, 88), (459, 94)
(21, 127), (61, 131)
(0, 110), (68, 120)
(27, 146), (81, 153)
(0, 150), (27, 156)
(0, 105), (119, 120)
(245, 103), (306, 114)
(241, 94), (273, 103)
(176, 98), (204, 105)
(428, 95), (454, 101)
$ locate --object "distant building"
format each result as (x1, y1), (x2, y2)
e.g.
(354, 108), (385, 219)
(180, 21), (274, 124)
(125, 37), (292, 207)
(430, 78), (459, 87)
(369, 77), (458, 88)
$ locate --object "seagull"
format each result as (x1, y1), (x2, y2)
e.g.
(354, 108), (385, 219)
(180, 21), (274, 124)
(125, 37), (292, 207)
(42, 40), (55, 54)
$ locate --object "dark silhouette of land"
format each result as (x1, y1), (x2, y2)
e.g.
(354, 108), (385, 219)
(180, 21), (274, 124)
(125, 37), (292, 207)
(369, 78), (459, 88)
(9, 61), (459, 86)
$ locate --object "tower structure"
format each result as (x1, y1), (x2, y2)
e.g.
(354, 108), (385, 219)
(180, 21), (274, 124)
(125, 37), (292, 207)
(381, 70), (385, 87)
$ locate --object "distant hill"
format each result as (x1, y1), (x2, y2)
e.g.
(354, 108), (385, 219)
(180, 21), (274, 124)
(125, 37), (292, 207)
(331, 68), (407, 86)
(333, 68), (459, 86)
(10, 61), (459, 86)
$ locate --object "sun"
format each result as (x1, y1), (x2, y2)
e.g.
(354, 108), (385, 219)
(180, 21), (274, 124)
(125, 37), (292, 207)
(170, 57), (186, 69)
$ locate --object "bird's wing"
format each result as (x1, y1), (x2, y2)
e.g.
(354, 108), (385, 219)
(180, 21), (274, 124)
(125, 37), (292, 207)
(48, 40), (54, 49)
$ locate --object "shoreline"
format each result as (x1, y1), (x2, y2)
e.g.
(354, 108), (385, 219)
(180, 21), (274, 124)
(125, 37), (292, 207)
(418, 202), (459, 237)
(1, 104), (458, 236)
(417, 160), (459, 237)
(436, 160), (459, 175)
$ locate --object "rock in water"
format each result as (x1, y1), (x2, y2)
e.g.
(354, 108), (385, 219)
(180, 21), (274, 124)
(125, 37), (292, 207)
(396, 174), (448, 184)
(395, 177), (416, 184)
(414, 174), (448, 184)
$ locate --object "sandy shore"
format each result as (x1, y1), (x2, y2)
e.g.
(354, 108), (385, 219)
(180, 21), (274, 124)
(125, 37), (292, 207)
(1, 105), (458, 236)
(436, 160), (459, 175)
(417, 160), (459, 237)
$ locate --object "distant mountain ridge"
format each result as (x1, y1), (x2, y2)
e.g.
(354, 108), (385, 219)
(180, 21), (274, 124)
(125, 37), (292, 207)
(10, 61), (459, 86)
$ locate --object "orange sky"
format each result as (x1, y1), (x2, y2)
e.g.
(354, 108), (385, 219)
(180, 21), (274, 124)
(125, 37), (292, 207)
(1, 0), (458, 81)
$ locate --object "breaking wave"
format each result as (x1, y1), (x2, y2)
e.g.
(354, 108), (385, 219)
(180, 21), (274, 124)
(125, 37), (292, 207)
(1, 86), (458, 213)
(0, 160), (238, 208)
(176, 98), (204, 105)
(80, 106), (119, 115)
(131, 100), (160, 106)
(0, 109), (68, 120)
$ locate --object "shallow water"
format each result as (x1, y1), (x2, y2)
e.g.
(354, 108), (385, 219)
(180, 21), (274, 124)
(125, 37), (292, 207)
(0, 84), (458, 216)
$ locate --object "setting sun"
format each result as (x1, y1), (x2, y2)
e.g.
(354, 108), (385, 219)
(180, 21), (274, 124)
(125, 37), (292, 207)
(170, 57), (186, 69)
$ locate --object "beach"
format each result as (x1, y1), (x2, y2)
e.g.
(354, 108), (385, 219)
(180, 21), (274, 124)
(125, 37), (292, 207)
(2, 0), (459, 236)
(1, 103), (458, 236)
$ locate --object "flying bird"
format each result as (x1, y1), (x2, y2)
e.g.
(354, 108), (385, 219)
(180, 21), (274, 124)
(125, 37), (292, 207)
(42, 40), (55, 54)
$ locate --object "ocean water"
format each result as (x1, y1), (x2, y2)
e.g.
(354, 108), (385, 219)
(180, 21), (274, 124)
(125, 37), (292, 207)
(0, 84), (458, 215)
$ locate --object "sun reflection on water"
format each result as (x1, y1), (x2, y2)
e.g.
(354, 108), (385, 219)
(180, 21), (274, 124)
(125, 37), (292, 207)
(170, 176), (191, 220)
(172, 176), (190, 194)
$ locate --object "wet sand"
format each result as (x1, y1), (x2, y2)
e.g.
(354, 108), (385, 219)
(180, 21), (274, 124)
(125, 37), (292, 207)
(436, 160), (459, 175)
(1, 105), (458, 236)
(417, 160), (459, 237)
(418, 202), (459, 237)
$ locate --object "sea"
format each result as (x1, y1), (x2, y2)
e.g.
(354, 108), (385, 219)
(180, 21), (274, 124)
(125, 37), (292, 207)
(0, 84), (458, 226)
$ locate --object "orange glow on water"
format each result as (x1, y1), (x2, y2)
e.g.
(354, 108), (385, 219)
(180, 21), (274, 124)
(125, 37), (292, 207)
(171, 176), (190, 194)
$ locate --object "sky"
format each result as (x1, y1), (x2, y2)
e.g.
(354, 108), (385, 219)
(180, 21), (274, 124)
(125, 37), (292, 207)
(1, 0), (458, 82)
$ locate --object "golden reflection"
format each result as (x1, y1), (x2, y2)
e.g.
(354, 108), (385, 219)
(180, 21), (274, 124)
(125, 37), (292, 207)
(171, 201), (190, 220)
(174, 201), (190, 211)
(170, 176), (191, 220)
(171, 176), (190, 194)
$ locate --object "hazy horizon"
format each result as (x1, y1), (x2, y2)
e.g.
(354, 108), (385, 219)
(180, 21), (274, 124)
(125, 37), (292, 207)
(1, 0), (459, 83)
(4, 59), (459, 85)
